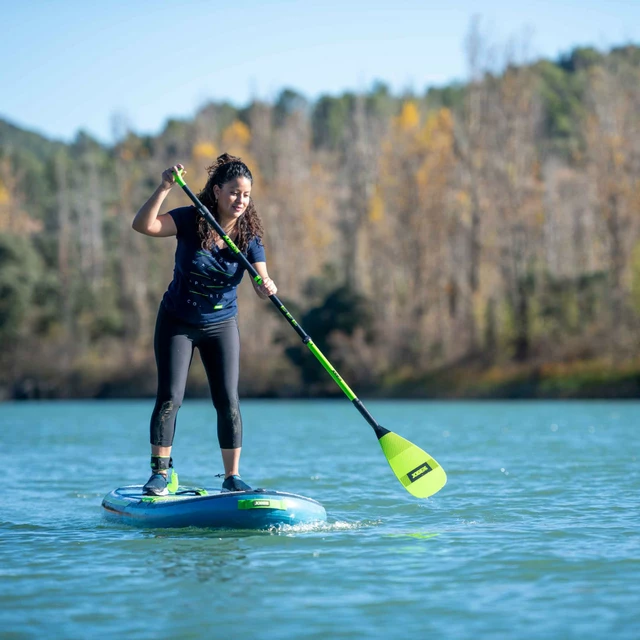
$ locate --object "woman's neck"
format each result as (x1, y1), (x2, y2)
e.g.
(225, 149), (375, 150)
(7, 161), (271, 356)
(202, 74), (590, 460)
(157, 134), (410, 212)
(217, 214), (237, 237)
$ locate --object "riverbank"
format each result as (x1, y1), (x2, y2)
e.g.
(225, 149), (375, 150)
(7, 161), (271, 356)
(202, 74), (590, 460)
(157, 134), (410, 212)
(395, 358), (640, 399)
(4, 357), (640, 401)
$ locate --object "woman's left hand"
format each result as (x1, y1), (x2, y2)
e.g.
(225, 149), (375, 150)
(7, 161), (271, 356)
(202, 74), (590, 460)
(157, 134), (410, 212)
(255, 276), (277, 299)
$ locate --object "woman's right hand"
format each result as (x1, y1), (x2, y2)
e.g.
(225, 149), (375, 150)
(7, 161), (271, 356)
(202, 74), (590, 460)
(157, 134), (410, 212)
(161, 164), (186, 190)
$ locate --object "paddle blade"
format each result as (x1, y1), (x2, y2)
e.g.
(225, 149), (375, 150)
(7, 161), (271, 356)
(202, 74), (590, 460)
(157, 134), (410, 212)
(378, 432), (447, 498)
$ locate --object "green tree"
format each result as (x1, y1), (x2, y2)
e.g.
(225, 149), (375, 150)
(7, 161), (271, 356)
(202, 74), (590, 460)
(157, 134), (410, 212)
(0, 234), (44, 345)
(284, 286), (375, 392)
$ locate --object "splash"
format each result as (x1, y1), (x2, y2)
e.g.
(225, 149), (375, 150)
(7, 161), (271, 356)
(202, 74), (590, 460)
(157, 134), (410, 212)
(264, 519), (382, 535)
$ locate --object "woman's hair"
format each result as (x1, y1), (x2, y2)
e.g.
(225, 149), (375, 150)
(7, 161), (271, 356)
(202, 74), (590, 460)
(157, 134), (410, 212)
(196, 153), (264, 252)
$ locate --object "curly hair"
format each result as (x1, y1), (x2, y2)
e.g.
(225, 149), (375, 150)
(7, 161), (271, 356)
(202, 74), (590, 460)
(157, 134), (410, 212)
(196, 153), (264, 253)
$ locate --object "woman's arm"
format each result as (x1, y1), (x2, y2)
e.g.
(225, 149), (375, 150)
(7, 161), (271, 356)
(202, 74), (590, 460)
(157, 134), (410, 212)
(132, 164), (184, 237)
(251, 262), (278, 299)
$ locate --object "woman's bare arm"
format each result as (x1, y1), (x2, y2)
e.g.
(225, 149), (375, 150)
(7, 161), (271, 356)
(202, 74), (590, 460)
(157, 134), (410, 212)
(132, 164), (184, 237)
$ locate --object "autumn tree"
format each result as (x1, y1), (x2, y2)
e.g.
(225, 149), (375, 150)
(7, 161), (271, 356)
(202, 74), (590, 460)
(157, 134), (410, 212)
(582, 53), (640, 353)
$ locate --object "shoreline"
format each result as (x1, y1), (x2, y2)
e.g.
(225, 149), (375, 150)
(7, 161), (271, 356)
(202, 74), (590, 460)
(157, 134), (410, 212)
(5, 359), (640, 401)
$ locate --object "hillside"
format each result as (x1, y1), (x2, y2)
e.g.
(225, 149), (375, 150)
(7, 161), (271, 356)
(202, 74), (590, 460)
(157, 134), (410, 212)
(1, 43), (640, 399)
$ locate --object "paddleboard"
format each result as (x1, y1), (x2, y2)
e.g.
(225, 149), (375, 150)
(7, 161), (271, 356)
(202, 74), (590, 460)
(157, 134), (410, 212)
(102, 485), (327, 529)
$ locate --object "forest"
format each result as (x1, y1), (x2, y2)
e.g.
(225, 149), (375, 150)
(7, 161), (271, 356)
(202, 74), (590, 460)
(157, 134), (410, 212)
(2, 28), (640, 400)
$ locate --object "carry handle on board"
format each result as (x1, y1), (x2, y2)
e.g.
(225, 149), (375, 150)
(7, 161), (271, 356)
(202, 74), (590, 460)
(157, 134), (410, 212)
(171, 168), (447, 499)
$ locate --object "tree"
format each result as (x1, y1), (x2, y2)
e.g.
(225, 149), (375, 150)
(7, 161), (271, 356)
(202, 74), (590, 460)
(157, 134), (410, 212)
(0, 235), (43, 346)
(583, 58), (640, 352)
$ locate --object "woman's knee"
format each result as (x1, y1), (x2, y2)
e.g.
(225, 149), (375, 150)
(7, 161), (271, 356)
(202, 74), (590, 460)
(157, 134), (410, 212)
(151, 394), (183, 434)
(212, 392), (239, 415)
(157, 396), (182, 418)
(156, 387), (185, 411)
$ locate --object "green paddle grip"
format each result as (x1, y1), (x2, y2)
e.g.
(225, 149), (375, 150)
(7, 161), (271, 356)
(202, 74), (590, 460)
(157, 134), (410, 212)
(172, 167), (186, 187)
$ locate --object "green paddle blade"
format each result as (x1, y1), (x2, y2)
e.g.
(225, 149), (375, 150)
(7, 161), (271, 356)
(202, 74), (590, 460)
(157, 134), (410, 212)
(378, 432), (447, 498)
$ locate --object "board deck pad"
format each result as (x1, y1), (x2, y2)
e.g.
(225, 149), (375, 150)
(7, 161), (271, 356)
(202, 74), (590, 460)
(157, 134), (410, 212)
(102, 485), (327, 529)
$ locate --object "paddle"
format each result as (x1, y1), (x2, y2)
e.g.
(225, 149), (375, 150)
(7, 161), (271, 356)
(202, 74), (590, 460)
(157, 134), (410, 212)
(171, 169), (447, 498)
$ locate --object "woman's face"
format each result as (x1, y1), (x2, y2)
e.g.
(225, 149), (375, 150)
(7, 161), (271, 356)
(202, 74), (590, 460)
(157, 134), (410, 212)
(213, 176), (252, 222)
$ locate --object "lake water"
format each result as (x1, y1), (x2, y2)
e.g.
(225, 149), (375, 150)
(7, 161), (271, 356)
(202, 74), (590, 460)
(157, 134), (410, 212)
(1, 399), (639, 639)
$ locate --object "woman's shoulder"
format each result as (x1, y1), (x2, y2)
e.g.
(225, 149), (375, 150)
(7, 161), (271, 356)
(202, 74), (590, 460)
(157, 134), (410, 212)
(246, 234), (266, 261)
(248, 235), (264, 247)
(168, 205), (197, 219)
(168, 206), (198, 234)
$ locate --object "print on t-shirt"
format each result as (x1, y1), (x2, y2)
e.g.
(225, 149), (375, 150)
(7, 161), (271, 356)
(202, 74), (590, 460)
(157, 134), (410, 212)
(160, 206), (265, 325)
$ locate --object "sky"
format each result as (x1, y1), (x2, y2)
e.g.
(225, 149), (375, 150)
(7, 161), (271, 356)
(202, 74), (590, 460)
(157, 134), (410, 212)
(1, 0), (638, 144)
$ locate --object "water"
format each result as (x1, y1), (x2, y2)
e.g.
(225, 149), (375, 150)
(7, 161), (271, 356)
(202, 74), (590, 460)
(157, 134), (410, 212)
(1, 399), (639, 639)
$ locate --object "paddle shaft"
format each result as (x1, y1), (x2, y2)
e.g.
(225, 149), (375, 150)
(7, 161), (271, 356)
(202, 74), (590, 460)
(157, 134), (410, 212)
(173, 171), (388, 439)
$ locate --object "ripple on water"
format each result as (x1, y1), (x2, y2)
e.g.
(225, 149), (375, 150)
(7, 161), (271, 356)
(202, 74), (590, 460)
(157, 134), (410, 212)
(2, 399), (640, 640)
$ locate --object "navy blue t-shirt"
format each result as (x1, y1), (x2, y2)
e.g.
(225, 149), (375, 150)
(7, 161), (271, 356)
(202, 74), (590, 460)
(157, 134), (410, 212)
(161, 206), (266, 325)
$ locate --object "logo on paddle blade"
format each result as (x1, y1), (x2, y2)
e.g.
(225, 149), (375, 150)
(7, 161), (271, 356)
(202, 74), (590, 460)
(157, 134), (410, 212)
(407, 461), (433, 483)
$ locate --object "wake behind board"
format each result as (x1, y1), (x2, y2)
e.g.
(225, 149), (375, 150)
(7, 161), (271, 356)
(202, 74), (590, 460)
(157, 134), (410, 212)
(102, 485), (327, 529)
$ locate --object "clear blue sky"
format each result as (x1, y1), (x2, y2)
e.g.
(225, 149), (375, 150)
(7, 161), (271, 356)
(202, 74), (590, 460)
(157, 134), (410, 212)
(2, 0), (638, 143)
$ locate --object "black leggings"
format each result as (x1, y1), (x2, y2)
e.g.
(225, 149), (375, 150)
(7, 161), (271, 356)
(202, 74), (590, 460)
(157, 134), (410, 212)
(150, 304), (242, 449)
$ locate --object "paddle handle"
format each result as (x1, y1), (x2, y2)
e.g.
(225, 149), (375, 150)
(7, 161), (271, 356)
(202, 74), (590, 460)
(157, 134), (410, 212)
(172, 169), (388, 439)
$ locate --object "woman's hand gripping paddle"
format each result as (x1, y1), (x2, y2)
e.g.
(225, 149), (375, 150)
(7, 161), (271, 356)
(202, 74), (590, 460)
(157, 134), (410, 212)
(171, 168), (447, 498)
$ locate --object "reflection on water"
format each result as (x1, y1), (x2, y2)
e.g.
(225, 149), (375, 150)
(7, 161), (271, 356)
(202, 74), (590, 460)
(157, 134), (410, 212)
(152, 538), (249, 583)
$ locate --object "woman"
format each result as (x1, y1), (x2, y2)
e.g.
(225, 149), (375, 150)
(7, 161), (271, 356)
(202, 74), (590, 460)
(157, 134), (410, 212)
(132, 153), (277, 496)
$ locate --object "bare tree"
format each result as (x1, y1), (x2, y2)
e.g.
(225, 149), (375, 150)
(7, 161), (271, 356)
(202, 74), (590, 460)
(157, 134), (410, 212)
(483, 42), (543, 362)
(54, 151), (73, 335)
(452, 16), (495, 354)
(583, 57), (640, 351)
(340, 95), (384, 294)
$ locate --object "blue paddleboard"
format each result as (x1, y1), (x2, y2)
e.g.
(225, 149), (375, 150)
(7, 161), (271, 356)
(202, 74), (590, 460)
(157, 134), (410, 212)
(102, 485), (327, 529)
